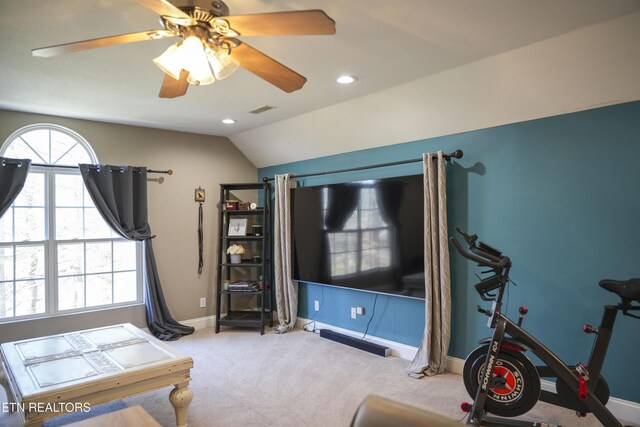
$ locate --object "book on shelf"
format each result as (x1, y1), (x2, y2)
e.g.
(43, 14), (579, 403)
(227, 280), (260, 291)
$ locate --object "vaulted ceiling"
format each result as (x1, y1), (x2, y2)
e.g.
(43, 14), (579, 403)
(2, 0), (639, 166)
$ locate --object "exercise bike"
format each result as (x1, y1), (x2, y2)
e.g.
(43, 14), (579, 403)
(450, 227), (639, 427)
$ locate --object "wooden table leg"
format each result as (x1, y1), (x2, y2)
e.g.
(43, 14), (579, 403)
(0, 365), (15, 409)
(169, 382), (193, 427)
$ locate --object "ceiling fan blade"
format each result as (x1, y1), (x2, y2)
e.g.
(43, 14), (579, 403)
(231, 43), (306, 93)
(220, 10), (335, 36)
(159, 69), (189, 98)
(32, 30), (174, 57)
(137, 0), (196, 26)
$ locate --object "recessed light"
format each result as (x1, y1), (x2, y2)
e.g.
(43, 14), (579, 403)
(222, 118), (236, 124)
(336, 75), (358, 84)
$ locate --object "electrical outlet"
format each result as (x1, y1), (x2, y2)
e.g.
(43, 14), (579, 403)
(199, 297), (206, 308)
(351, 307), (357, 319)
(356, 306), (365, 315)
(314, 300), (320, 311)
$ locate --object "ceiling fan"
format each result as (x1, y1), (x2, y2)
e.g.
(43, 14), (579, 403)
(31, 0), (336, 98)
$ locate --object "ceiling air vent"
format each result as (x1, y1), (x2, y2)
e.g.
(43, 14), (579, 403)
(249, 105), (276, 114)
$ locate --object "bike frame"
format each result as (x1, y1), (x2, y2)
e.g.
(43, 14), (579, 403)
(468, 298), (630, 427)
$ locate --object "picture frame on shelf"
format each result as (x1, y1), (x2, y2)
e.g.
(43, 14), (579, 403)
(228, 218), (247, 236)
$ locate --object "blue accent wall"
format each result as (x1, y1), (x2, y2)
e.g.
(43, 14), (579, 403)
(259, 101), (640, 402)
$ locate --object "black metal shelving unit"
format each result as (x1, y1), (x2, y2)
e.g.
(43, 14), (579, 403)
(215, 182), (272, 335)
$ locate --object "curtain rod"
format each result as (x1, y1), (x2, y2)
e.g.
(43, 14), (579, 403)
(1, 159), (172, 175)
(262, 149), (463, 182)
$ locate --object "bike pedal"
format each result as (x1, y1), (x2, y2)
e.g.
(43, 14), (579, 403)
(460, 402), (472, 412)
(576, 411), (587, 418)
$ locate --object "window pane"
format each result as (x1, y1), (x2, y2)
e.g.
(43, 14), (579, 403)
(3, 138), (35, 160)
(0, 247), (13, 281)
(15, 245), (44, 280)
(56, 207), (83, 239)
(14, 207), (45, 241)
(0, 282), (13, 318)
(14, 173), (45, 207)
(55, 174), (84, 207)
(50, 132), (78, 165)
(86, 242), (112, 273)
(58, 276), (84, 310)
(114, 241), (136, 271)
(57, 143), (92, 166)
(58, 243), (84, 276)
(114, 272), (136, 303)
(86, 274), (112, 307)
(0, 209), (12, 242)
(84, 208), (113, 239)
(21, 129), (50, 163)
(344, 211), (358, 230)
(15, 280), (45, 316)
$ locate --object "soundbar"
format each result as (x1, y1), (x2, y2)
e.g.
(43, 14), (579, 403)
(319, 329), (390, 357)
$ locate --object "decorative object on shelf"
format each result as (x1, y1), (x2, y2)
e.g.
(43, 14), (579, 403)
(252, 255), (261, 264)
(227, 244), (244, 263)
(228, 218), (247, 236)
(251, 224), (263, 236)
(224, 199), (239, 210)
(238, 201), (251, 210)
(195, 186), (205, 274)
(250, 202), (257, 210)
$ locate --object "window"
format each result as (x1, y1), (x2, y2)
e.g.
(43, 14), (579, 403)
(0, 124), (142, 322)
(324, 187), (392, 277)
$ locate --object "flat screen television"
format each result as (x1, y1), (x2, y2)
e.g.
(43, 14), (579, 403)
(291, 174), (425, 299)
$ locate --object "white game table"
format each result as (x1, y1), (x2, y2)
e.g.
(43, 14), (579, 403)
(0, 323), (193, 427)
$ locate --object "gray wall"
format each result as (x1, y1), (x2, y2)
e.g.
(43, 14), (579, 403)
(0, 109), (257, 341)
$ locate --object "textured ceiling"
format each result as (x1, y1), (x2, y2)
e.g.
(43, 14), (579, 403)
(1, 0), (639, 142)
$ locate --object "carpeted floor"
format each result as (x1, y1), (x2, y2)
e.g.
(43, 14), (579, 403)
(0, 327), (636, 426)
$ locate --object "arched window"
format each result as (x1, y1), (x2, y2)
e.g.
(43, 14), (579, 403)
(0, 124), (142, 322)
(2, 124), (97, 166)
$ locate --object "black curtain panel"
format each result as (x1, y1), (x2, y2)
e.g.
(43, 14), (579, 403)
(79, 164), (194, 340)
(0, 157), (31, 218)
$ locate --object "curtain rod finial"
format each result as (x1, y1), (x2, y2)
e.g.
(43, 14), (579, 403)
(451, 149), (463, 159)
(167, 169), (173, 175)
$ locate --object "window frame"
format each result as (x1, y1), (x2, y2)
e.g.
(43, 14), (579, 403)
(0, 124), (144, 324)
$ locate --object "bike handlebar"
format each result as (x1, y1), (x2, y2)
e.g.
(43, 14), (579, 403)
(450, 228), (511, 270)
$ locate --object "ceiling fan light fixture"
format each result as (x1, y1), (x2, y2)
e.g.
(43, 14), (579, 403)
(207, 45), (239, 80)
(222, 118), (237, 124)
(181, 36), (216, 85)
(153, 43), (183, 80)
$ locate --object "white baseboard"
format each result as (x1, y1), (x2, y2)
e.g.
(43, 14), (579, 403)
(295, 317), (420, 360)
(140, 315), (216, 335)
(181, 315), (216, 330)
(294, 317), (639, 423)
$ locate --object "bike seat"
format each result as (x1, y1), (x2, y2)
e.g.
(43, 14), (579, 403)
(599, 278), (640, 302)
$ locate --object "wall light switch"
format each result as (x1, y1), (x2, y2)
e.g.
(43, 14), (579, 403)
(356, 306), (364, 315)
(314, 300), (320, 311)
(351, 307), (357, 319)
(200, 297), (206, 308)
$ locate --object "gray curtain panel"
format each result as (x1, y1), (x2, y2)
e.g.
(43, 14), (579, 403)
(273, 174), (298, 333)
(406, 152), (451, 378)
(79, 164), (194, 341)
(0, 157), (31, 218)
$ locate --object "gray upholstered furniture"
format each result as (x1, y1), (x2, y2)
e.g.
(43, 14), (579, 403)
(351, 395), (462, 427)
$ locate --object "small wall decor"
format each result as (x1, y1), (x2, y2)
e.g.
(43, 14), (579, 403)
(194, 187), (205, 202)
(195, 186), (205, 274)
